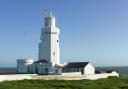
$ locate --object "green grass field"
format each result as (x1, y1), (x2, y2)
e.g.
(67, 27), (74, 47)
(0, 77), (128, 89)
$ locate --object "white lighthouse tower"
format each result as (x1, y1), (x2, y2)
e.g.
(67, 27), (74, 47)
(32, 10), (61, 74)
(38, 11), (60, 66)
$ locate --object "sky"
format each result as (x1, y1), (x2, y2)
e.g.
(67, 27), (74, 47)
(0, 0), (128, 67)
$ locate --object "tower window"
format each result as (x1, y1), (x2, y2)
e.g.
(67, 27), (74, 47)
(57, 40), (58, 43)
(53, 52), (55, 56)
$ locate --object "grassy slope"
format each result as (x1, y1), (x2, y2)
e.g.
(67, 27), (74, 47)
(0, 77), (128, 89)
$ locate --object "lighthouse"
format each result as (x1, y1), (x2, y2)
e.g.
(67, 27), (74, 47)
(17, 10), (61, 74)
(38, 11), (60, 66)
(31, 10), (61, 74)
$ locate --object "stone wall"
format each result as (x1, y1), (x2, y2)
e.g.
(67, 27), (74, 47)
(0, 72), (119, 82)
(61, 72), (81, 76)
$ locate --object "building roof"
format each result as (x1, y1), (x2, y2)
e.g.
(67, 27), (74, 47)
(34, 60), (48, 64)
(54, 64), (62, 68)
(63, 62), (89, 69)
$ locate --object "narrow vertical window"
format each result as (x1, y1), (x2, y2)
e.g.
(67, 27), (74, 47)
(53, 52), (55, 56)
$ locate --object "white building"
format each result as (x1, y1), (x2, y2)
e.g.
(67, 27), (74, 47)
(17, 59), (33, 73)
(62, 62), (95, 75)
(32, 11), (61, 75)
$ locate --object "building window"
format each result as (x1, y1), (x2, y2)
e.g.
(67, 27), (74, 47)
(57, 40), (58, 43)
(77, 69), (79, 72)
(81, 69), (84, 74)
(66, 69), (68, 72)
(45, 22), (48, 27)
(69, 69), (71, 72)
(28, 66), (30, 72)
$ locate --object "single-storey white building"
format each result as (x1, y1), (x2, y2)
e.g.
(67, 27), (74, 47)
(32, 60), (61, 75)
(62, 62), (95, 75)
(17, 59), (33, 74)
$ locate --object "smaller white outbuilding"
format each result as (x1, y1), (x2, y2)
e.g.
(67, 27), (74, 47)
(32, 60), (62, 75)
(62, 62), (95, 75)
(17, 59), (33, 73)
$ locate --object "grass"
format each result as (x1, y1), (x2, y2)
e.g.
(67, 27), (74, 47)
(0, 76), (128, 89)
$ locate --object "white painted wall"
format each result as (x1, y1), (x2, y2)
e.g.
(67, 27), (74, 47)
(17, 59), (33, 73)
(52, 67), (62, 74)
(85, 73), (119, 80)
(32, 63), (52, 74)
(62, 72), (81, 76)
(50, 27), (60, 65)
(84, 63), (95, 75)
(0, 72), (119, 81)
(38, 27), (51, 62)
(0, 74), (36, 82)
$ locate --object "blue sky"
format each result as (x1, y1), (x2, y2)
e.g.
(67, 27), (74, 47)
(0, 0), (128, 67)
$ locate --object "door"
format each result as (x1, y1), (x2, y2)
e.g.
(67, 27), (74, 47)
(45, 68), (49, 74)
(35, 67), (38, 74)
